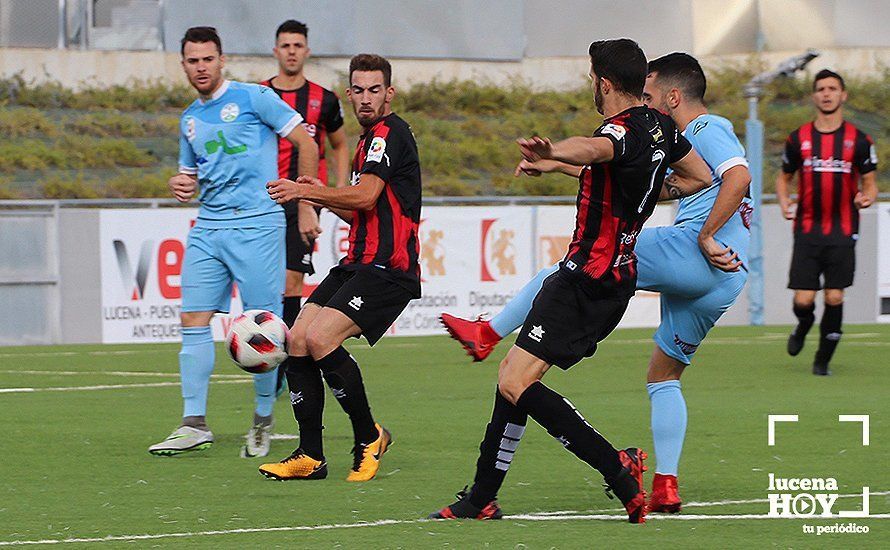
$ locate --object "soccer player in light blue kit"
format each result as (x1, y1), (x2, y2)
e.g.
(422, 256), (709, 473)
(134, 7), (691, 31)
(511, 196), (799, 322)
(441, 53), (751, 511)
(149, 27), (319, 458)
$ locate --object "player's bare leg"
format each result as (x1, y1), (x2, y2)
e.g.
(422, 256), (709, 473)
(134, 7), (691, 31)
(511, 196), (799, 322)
(646, 347), (687, 513)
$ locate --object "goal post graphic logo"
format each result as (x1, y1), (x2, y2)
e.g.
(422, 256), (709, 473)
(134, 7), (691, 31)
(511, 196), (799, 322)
(766, 414), (870, 518)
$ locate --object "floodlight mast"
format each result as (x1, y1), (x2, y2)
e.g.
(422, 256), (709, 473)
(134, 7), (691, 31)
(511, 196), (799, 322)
(745, 49), (819, 325)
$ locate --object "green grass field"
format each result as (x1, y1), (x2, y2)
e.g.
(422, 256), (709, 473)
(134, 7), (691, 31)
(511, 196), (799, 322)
(1, 325), (887, 548)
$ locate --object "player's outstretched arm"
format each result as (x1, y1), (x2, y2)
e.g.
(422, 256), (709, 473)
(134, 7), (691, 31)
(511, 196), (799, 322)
(775, 171), (797, 220)
(661, 149), (711, 200)
(854, 171), (878, 209)
(267, 173), (385, 211)
(514, 158), (583, 178)
(697, 165), (751, 272)
(518, 136), (614, 166)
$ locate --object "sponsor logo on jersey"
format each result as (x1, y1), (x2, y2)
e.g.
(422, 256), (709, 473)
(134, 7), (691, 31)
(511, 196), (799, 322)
(692, 120), (709, 135)
(220, 102), (240, 122)
(803, 156), (852, 174)
(204, 131), (247, 155)
(600, 123), (626, 140)
(367, 136), (387, 163)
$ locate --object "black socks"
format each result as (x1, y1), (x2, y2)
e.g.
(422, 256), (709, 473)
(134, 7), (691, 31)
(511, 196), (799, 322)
(282, 355), (325, 459)
(469, 389), (528, 508)
(516, 381), (622, 479)
(816, 303), (843, 365)
(317, 346), (378, 445)
(283, 296), (302, 328)
(792, 301), (816, 338)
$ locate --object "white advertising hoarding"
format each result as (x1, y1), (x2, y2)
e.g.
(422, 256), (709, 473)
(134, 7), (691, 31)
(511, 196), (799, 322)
(98, 204), (679, 344)
(99, 209), (244, 344)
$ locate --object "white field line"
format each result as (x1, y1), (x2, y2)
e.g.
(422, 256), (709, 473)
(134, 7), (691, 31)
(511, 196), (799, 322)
(1, 512), (887, 546)
(539, 491), (890, 516)
(0, 379), (251, 394)
(0, 370), (245, 379)
(0, 350), (148, 358)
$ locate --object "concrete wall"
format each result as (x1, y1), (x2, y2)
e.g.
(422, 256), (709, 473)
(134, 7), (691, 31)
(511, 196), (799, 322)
(721, 204), (880, 326)
(58, 210), (102, 344)
(3, 46), (890, 92)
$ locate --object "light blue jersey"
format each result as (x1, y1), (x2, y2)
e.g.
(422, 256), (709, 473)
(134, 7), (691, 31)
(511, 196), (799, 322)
(674, 114), (752, 264)
(178, 80), (302, 229)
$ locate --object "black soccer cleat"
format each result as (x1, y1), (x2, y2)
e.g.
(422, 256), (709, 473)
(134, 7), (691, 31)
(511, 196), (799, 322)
(604, 447), (648, 524)
(787, 328), (807, 356)
(428, 486), (503, 520)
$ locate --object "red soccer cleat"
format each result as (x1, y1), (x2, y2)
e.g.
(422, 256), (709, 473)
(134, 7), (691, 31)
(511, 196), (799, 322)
(605, 447), (649, 524)
(649, 473), (682, 513)
(440, 313), (502, 362)
(428, 486), (503, 520)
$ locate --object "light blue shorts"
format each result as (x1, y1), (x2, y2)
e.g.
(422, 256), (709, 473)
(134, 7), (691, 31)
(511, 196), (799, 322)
(181, 226), (285, 315)
(636, 225), (747, 364)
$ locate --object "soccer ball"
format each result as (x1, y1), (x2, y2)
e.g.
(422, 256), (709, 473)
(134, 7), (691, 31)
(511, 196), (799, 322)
(225, 310), (289, 373)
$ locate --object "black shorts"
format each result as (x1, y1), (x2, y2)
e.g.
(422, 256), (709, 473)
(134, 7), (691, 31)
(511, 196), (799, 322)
(514, 270), (630, 369)
(284, 203), (316, 274)
(305, 266), (413, 346)
(788, 241), (855, 290)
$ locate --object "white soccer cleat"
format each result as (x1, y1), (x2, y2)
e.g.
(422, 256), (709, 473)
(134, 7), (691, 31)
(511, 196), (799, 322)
(241, 421), (273, 458)
(148, 426), (214, 456)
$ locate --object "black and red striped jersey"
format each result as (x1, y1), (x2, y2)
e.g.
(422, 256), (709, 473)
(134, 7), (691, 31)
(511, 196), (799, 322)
(782, 121), (877, 245)
(340, 113), (422, 296)
(258, 77), (344, 184)
(563, 106), (692, 295)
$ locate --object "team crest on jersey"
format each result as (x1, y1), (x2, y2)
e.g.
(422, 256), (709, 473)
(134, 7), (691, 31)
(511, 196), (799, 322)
(600, 123), (626, 140)
(220, 103), (239, 122)
(309, 99), (321, 108)
(367, 136), (387, 163)
(801, 140), (812, 151)
(844, 139), (854, 150)
(185, 116), (196, 142)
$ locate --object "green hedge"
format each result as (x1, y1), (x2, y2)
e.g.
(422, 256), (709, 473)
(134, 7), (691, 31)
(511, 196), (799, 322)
(1, 66), (887, 198)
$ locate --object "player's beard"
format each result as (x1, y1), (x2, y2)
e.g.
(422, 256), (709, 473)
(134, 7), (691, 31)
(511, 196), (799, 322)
(817, 103), (841, 115)
(593, 80), (605, 115)
(356, 104), (385, 128)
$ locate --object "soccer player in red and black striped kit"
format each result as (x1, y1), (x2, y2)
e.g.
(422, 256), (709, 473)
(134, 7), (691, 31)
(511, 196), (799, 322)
(429, 39), (712, 523)
(260, 20), (350, 329)
(261, 54), (421, 483)
(776, 69), (878, 376)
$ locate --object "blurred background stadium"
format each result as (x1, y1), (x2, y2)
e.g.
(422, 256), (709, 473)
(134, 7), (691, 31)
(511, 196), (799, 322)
(1, 2), (888, 547)
(0, 0), (888, 345)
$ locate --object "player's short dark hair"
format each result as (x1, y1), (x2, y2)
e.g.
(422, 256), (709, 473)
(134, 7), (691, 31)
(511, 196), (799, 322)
(647, 52), (707, 102)
(181, 26), (222, 56)
(349, 54), (392, 87)
(813, 69), (845, 90)
(588, 38), (647, 98)
(276, 19), (308, 39)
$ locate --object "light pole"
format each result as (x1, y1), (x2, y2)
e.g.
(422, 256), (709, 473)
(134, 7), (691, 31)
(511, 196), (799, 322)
(744, 49), (819, 325)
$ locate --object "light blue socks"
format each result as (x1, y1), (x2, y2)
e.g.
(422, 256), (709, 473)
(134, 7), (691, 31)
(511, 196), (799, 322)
(180, 326), (215, 417)
(647, 380), (687, 476)
(253, 370), (277, 418)
(490, 264), (558, 337)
